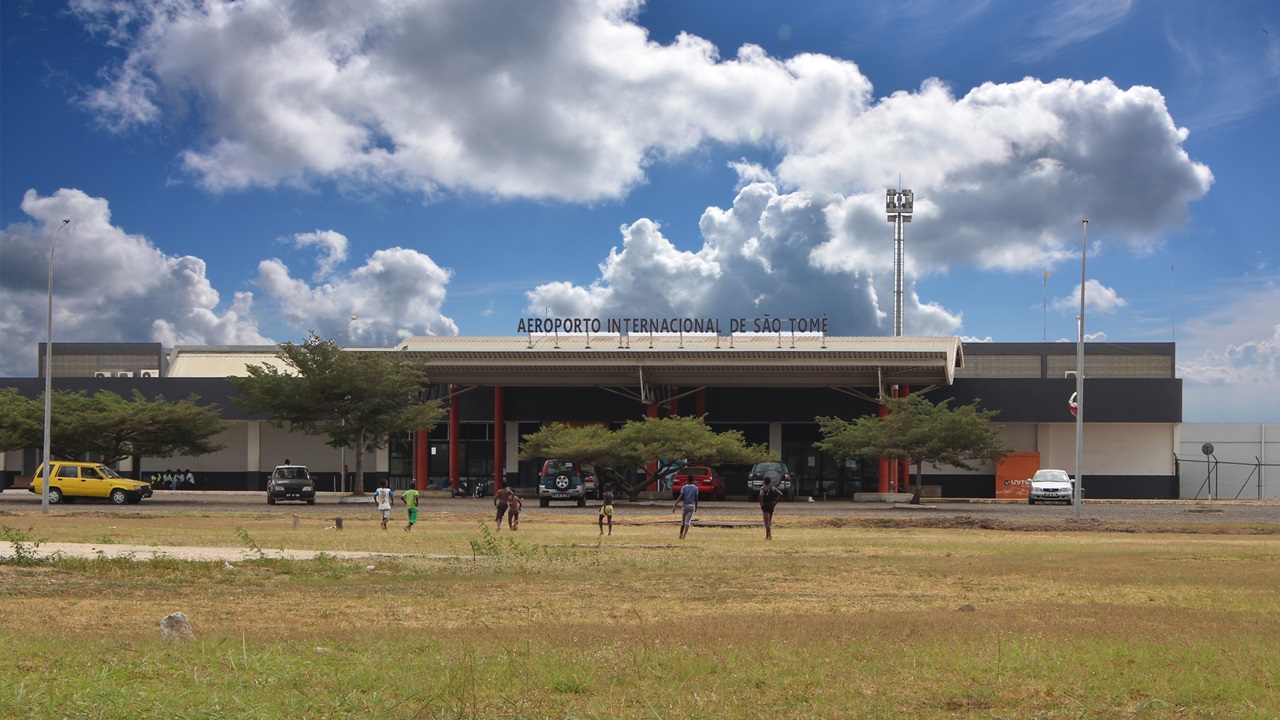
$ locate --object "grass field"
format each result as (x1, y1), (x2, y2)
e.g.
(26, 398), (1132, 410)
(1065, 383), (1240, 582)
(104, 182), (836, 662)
(2, 509), (1278, 719)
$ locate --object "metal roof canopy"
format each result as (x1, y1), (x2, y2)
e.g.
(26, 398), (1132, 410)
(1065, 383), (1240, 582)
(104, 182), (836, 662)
(395, 335), (964, 390)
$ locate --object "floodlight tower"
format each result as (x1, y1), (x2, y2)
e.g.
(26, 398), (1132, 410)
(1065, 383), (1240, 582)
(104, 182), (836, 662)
(886, 188), (913, 337)
(880, 188), (914, 495)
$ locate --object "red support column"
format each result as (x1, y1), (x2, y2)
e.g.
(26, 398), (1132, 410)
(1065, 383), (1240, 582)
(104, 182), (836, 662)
(696, 387), (706, 418)
(449, 389), (461, 491)
(415, 429), (428, 491)
(877, 402), (891, 493)
(493, 385), (505, 491)
(899, 385), (911, 492)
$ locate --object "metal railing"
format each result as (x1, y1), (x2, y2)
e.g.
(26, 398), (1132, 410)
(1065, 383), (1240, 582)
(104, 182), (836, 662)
(1175, 454), (1277, 500)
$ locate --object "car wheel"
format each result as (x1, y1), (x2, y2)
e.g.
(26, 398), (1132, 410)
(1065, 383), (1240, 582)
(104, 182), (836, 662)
(577, 496), (586, 508)
(307, 498), (315, 505)
(110, 488), (128, 505)
(128, 496), (142, 505)
(48, 487), (64, 504)
(1028, 497), (1036, 505)
(539, 497), (550, 508)
(716, 491), (725, 501)
(267, 495), (276, 505)
(784, 489), (795, 502)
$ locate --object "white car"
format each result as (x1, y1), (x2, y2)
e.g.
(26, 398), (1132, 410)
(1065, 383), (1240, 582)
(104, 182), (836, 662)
(1028, 469), (1074, 505)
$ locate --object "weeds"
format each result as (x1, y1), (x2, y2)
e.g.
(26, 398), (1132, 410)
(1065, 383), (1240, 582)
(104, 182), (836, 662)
(234, 526), (268, 560)
(1, 525), (52, 566)
(468, 520), (538, 561)
(465, 520), (605, 572)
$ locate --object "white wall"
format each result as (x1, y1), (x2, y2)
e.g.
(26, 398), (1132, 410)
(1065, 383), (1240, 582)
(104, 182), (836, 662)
(920, 422), (1177, 477)
(1178, 423), (1278, 500)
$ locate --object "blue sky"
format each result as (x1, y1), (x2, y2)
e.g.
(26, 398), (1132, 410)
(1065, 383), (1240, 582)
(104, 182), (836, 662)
(2, 0), (1277, 422)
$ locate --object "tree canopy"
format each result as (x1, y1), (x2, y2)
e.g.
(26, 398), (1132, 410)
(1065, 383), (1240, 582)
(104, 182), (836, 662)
(0, 387), (226, 466)
(229, 334), (445, 495)
(519, 415), (773, 500)
(815, 393), (1012, 500)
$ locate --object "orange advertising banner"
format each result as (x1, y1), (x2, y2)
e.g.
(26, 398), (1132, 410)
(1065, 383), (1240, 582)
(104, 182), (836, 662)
(995, 452), (1040, 499)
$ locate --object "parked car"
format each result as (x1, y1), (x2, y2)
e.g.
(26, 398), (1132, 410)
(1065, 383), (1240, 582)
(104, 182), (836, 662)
(747, 461), (794, 501)
(671, 466), (726, 501)
(267, 465), (316, 505)
(27, 461), (153, 505)
(1028, 469), (1074, 505)
(538, 459), (587, 507)
(582, 463), (600, 499)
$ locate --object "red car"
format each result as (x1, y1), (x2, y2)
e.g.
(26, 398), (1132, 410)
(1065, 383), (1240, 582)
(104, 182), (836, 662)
(671, 466), (726, 501)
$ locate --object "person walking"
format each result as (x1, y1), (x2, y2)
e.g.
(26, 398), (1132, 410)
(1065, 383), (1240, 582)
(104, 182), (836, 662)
(671, 478), (699, 539)
(493, 485), (516, 531)
(507, 491), (522, 531)
(599, 483), (615, 536)
(759, 476), (782, 540)
(374, 480), (394, 531)
(402, 483), (420, 532)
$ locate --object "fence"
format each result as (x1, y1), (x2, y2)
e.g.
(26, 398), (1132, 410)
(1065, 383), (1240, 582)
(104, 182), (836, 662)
(1175, 454), (1277, 500)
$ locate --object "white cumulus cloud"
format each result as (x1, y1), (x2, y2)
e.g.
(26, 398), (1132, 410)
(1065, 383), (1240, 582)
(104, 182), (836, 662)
(0, 189), (272, 376)
(255, 246), (458, 345)
(1052, 279), (1129, 314)
(73, 0), (872, 202)
(526, 182), (963, 336)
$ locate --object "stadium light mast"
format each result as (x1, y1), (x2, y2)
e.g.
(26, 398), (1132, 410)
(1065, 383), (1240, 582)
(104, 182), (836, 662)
(1074, 219), (1088, 518)
(879, 188), (914, 495)
(41, 219), (71, 515)
(886, 188), (913, 337)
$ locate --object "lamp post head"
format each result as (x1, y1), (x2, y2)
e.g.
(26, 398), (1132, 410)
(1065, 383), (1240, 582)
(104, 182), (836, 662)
(886, 189), (914, 214)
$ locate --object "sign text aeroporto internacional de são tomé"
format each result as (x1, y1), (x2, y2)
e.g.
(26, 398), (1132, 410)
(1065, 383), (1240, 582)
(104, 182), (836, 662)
(516, 315), (829, 335)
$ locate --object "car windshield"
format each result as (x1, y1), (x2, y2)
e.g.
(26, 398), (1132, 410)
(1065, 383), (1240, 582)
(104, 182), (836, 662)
(755, 463), (785, 473)
(1035, 471), (1070, 483)
(98, 466), (122, 478)
(544, 461), (575, 475)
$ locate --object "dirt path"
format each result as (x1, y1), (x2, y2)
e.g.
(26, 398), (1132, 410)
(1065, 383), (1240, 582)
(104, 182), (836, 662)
(0, 541), (453, 562)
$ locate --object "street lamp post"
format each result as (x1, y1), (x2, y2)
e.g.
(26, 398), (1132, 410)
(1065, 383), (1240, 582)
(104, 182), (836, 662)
(1073, 220), (1088, 518)
(41, 219), (71, 514)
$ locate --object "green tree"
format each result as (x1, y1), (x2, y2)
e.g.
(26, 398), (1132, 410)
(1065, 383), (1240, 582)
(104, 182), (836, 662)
(229, 334), (445, 495)
(0, 387), (226, 465)
(815, 393), (1012, 503)
(519, 415), (773, 501)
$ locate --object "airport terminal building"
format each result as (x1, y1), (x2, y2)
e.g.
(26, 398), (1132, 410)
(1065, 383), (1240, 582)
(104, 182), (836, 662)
(2, 336), (1185, 499)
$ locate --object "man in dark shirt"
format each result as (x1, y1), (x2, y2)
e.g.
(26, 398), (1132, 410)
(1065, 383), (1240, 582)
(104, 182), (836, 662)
(759, 476), (782, 540)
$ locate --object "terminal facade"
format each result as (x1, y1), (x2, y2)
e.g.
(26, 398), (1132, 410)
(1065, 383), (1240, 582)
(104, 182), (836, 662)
(2, 337), (1182, 499)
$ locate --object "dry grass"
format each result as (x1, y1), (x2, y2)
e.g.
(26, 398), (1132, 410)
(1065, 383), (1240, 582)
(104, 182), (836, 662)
(2, 510), (1279, 718)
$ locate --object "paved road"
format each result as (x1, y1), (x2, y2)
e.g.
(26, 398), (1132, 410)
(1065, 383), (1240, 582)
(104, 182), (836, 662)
(4, 489), (1279, 526)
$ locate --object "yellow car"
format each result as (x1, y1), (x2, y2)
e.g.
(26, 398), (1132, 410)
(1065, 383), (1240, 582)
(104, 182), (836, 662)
(28, 461), (154, 505)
